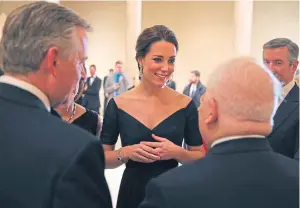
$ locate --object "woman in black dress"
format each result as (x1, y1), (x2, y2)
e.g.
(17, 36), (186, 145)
(54, 71), (102, 136)
(101, 25), (205, 208)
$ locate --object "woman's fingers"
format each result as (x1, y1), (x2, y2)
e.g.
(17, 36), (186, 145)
(133, 153), (156, 163)
(140, 143), (160, 156)
(138, 148), (160, 160)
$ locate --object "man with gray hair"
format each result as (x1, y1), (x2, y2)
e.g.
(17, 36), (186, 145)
(263, 38), (299, 159)
(0, 2), (112, 208)
(139, 57), (299, 208)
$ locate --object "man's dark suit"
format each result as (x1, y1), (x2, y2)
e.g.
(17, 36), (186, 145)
(103, 75), (108, 113)
(183, 82), (206, 108)
(139, 138), (299, 208)
(83, 76), (101, 113)
(0, 83), (112, 208)
(267, 83), (299, 159)
(167, 80), (176, 90)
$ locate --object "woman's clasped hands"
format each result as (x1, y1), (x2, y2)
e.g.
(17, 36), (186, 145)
(122, 134), (182, 163)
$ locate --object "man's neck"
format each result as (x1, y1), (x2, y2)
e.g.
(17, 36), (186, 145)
(211, 134), (265, 148)
(0, 74), (51, 111)
(207, 120), (271, 148)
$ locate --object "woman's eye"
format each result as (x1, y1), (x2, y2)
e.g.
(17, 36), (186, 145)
(153, 58), (162, 63)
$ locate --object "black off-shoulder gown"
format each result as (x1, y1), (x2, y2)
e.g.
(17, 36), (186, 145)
(101, 98), (203, 208)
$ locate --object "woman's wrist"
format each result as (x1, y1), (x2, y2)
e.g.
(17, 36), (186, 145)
(173, 146), (187, 161)
(118, 147), (130, 163)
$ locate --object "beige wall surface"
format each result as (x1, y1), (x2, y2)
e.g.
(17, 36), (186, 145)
(251, 1), (299, 65)
(62, 1), (127, 80)
(64, 0), (298, 92)
(142, 1), (235, 91)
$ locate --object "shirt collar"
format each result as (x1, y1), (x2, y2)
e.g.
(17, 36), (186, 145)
(0, 75), (51, 112)
(211, 135), (265, 148)
(282, 80), (295, 99)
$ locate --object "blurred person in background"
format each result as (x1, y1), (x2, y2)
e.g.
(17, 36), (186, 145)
(183, 70), (206, 108)
(82, 64), (102, 113)
(166, 74), (176, 90)
(104, 60), (130, 102)
(103, 68), (114, 112)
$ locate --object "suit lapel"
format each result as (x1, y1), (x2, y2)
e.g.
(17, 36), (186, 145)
(190, 82), (202, 98)
(196, 82), (201, 91)
(187, 84), (191, 95)
(183, 84), (191, 96)
(88, 77), (93, 87)
(89, 76), (98, 87)
(270, 84), (299, 134)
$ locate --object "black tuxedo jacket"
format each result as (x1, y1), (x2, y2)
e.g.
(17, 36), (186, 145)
(0, 83), (112, 208)
(167, 80), (176, 90)
(182, 82), (206, 108)
(83, 76), (102, 111)
(267, 84), (299, 159)
(139, 138), (299, 208)
(103, 75), (108, 88)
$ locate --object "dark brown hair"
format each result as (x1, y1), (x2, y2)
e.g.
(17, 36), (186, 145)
(135, 25), (179, 73)
(90, 64), (96, 69)
(115, 60), (123, 66)
(191, 70), (200, 77)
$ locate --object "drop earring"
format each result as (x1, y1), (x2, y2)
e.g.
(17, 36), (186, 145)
(139, 64), (143, 80)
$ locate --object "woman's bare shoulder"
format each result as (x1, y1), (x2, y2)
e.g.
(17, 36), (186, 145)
(114, 89), (140, 108)
(165, 87), (192, 104)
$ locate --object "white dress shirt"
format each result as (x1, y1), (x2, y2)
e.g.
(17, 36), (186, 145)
(189, 83), (197, 97)
(279, 80), (295, 105)
(211, 135), (265, 148)
(89, 75), (96, 86)
(0, 75), (51, 112)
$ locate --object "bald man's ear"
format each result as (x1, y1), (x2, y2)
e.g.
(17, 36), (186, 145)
(205, 98), (218, 124)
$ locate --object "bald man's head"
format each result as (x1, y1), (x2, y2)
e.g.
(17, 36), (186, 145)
(198, 57), (282, 147)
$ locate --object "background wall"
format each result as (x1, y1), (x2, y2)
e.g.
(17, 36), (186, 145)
(251, 1), (299, 64)
(63, 0), (299, 91)
(142, 1), (235, 90)
(62, 1), (127, 78)
(0, 1), (299, 113)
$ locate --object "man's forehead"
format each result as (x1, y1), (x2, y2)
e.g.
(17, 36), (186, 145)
(263, 47), (289, 58)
